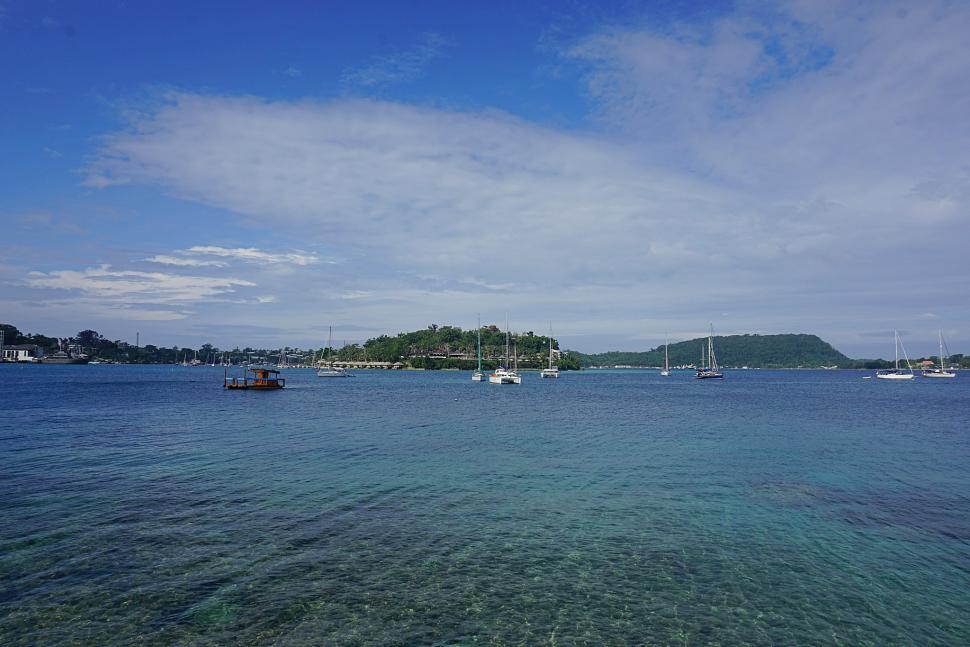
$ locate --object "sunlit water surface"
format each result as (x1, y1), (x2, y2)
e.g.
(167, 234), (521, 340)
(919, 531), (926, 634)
(2, 366), (969, 645)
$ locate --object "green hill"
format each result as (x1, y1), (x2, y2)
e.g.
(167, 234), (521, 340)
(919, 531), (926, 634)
(572, 334), (852, 369)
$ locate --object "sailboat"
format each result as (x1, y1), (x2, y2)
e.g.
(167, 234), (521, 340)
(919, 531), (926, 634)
(660, 335), (670, 376)
(318, 326), (350, 378)
(876, 330), (915, 380)
(695, 325), (724, 379)
(922, 329), (956, 378)
(489, 316), (522, 384)
(540, 323), (560, 378)
(472, 315), (485, 381)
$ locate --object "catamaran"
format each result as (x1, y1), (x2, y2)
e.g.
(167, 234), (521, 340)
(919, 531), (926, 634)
(318, 326), (350, 378)
(660, 334), (670, 376)
(695, 325), (723, 379)
(472, 315), (485, 381)
(876, 330), (915, 380)
(922, 329), (956, 378)
(540, 324), (559, 378)
(489, 317), (521, 384)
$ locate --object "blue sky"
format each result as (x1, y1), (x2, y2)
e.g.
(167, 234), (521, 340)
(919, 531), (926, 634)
(2, 1), (968, 357)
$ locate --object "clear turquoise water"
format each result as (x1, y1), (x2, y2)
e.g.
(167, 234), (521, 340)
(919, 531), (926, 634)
(2, 366), (969, 645)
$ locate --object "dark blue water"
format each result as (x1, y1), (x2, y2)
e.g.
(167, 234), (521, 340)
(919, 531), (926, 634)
(2, 366), (969, 645)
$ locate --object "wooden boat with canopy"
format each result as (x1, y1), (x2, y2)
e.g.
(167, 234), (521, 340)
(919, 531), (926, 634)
(224, 367), (285, 389)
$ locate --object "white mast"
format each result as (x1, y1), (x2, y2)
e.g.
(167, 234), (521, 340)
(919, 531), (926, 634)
(547, 330), (552, 369)
(709, 324), (718, 372)
(899, 331), (914, 373)
(894, 330), (899, 371)
(940, 328), (946, 371)
(505, 313), (510, 370)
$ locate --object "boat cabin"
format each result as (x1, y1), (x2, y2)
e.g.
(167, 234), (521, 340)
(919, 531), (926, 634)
(225, 367), (285, 389)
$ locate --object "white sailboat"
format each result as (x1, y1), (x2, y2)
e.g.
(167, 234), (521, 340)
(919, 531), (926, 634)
(660, 334), (670, 376)
(695, 325), (723, 379)
(876, 330), (915, 380)
(489, 316), (521, 384)
(472, 315), (484, 382)
(318, 326), (350, 378)
(922, 329), (956, 378)
(540, 323), (559, 378)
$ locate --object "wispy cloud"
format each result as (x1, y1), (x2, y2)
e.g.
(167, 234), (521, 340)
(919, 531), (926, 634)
(143, 246), (320, 267)
(142, 254), (228, 268)
(283, 65), (302, 78)
(26, 265), (255, 305)
(341, 32), (447, 87)
(185, 246), (320, 265)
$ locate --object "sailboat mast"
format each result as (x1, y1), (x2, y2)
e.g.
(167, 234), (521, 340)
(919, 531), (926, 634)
(664, 335), (669, 372)
(505, 314), (510, 369)
(477, 314), (482, 372)
(548, 323), (554, 369)
(708, 325), (715, 371)
(940, 328), (946, 371)
(894, 330), (899, 370)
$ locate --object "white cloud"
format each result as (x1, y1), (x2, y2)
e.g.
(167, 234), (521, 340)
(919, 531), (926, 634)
(341, 32), (447, 87)
(26, 265), (256, 305)
(76, 2), (970, 354)
(185, 246), (320, 265)
(143, 255), (228, 268)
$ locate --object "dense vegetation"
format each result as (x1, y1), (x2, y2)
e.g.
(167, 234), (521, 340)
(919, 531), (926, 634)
(359, 324), (581, 370)
(0, 322), (580, 370)
(575, 334), (857, 369)
(3, 323), (966, 369)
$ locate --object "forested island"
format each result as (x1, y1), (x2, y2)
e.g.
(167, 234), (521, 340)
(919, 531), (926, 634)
(2, 323), (966, 369)
(573, 333), (968, 369)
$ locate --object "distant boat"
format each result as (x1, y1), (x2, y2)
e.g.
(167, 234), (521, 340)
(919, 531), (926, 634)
(318, 326), (350, 378)
(922, 329), (956, 378)
(876, 330), (914, 380)
(489, 316), (521, 384)
(660, 335), (670, 376)
(695, 325), (724, 379)
(42, 342), (89, 365)
(540, 323), (559, 379)
(472, 315), (484, 382)
(225, 367), (285, 390)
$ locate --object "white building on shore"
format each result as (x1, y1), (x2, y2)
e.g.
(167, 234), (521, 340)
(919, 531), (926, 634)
(1, 344), (44, 362)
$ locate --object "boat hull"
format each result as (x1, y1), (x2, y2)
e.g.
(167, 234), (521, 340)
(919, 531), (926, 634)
(695, 371), (723, 379)
(922, 370), (956, 378)
(317, 369), (350, 378)
(225, 383), (283, 390)
(876, 372), (914, 380)
(540, 369), (559, 379)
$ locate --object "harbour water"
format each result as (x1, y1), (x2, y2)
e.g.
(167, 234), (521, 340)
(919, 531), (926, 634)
(2, 366), (969, 645)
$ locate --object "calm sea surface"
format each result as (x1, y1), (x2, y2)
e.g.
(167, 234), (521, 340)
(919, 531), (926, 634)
(2, 366), (969, 645)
